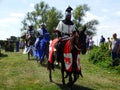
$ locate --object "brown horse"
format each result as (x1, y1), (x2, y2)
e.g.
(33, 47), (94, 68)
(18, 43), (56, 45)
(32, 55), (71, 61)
(48, 29), (86, 89)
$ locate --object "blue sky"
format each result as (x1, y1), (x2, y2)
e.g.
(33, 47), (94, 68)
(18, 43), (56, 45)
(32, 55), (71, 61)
(0, 0), (120, 45)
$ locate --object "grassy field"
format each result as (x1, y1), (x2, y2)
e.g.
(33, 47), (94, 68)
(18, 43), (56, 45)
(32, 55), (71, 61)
(0, 50), (120, 90)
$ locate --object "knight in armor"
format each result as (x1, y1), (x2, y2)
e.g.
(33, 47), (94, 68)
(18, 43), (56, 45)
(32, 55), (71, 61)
(35, 23), (50, 63)
(38, 23), (48, 40)
(55, 6), (76, 62)
(26, 25), (36, 46)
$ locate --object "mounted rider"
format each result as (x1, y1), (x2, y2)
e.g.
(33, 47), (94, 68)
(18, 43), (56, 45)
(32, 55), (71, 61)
(55, 6), (76, 62)
(35, 23), (50, 63)
(37, 23), (49, 40)
(36, 23), (50, 46)
(26, 25), (36, 46)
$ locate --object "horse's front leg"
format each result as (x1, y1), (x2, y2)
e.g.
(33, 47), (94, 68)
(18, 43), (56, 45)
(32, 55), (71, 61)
(49, 67), (52, 82)
(28, 52), (30, 60)
(72, 72), (79, 85)
(67, 73), (73, 86)
(47, 62), (53, 82)
(61, 63), (65, 85)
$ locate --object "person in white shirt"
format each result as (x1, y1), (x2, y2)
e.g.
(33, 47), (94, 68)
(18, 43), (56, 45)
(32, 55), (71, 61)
(55, 6), (76, 62)
(109, 33), (120, 66)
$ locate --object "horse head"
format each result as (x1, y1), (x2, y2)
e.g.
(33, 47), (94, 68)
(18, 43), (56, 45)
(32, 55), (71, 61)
(78, 26), (87, 54)
(71, 30), (86, 54)
(72, 26), (86, 55)
(26, 34), (36, 46)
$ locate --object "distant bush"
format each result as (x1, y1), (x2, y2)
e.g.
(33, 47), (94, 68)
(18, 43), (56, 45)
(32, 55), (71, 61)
(89, 43), (111, 64)
(88, 43), (120, 73)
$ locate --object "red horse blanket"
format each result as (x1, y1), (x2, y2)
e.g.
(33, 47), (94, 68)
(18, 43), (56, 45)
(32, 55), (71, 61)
(48, 38), (81, 72)
(49, 38), (58, 63)
(63, 40), (81, 72)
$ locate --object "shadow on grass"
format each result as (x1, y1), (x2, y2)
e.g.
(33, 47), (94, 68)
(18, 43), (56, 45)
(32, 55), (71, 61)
(36, 60), (94, 90)
(41, 63), (61, 70)
(51, 81), (94, 90)
(0, 53), (8, 58)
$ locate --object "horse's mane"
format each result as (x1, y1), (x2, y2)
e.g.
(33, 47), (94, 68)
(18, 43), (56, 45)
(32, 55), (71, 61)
(79, 30), (86, 54)
(70, 29), (87, 54)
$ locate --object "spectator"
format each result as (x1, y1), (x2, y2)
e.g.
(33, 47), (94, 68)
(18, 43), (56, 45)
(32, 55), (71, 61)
(9, 41), (14, 52)
(107, 37), (111, 50)
(16, 39), (20, 52)
(109, 33), (120, 66)
(100, 35), (105, 45)
(89, 37), (94, 50)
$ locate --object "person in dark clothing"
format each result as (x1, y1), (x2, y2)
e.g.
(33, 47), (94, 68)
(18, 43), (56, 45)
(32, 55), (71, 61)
(100, 35), (105, 43)
(16, 40), (19, 52)
(110, 33), (120, 66)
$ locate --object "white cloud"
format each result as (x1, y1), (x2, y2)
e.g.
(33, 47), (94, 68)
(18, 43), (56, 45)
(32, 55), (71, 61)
(0, 16), (22, 40)
(0, 12), (25, 28)
(115, 11), (120, 17)
(83, 12), (110, 23)
(27, 3), (35, 12)
(10, 12), (25, 17)
(101, 8), (109, 13)
(29, 3), (35, 8)
(0, 17), (20, 26)
(20, 0), (27, 3)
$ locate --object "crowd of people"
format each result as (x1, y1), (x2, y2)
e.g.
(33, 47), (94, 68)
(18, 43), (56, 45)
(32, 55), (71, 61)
(98, 34), (120, 66)
(85, 32), (120, 66)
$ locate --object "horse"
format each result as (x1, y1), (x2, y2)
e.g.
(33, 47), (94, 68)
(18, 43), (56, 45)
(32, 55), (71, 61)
(34, 32), (50, 64)
(47, 29), (86, 89)
(21, 33), (36, 60)
(27, 34), (36, 60)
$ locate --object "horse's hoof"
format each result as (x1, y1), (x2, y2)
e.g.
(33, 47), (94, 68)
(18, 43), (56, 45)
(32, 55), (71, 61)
(66, 82), (70, 87)
(40, 61), (42, 64)
(62, 81), (65, 85)
(64, 74), (69, 78)
(50, 79), (53, 82)
(67, 82), (73, 87)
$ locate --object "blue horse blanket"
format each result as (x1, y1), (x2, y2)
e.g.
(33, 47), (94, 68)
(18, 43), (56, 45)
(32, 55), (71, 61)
(34, 33), (50, 61)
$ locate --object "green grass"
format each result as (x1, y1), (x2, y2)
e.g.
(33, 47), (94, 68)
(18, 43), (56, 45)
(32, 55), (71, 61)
(0, 50), (120, 90)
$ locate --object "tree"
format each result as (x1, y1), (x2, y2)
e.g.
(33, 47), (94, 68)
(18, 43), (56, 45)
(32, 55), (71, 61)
(85, 20), (99, 36)
(21, 19), (28, 32)
(34, 1), (49, 25)
(73, 4), (90, 27)
(20, 1), (63, 39)
(10, 36), (17, 41)
(73, 4), (99, 36)
(46, 7), (63, 39)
